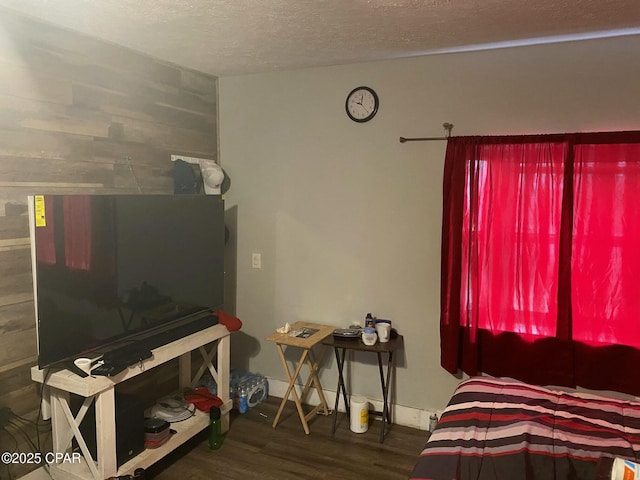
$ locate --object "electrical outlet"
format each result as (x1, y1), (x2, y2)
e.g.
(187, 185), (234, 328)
(252, 253), (262, 269)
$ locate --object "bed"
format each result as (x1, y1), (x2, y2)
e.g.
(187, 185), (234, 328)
(410, 377), (640, 480)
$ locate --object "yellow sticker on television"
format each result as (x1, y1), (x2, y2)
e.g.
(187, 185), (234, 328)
(34, 195), (46, 227)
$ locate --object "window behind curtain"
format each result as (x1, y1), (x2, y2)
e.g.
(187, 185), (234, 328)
(572, 142), (640, 348)
(461, 142), (566, 338)
(441, 132), (640, 396)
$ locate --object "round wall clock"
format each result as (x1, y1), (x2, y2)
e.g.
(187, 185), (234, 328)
(345, 86), (379, 123)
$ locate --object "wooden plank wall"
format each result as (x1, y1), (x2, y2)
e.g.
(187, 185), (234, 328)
(0, 10), (218, 476)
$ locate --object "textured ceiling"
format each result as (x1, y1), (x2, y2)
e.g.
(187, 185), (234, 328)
(0, 0), (639, 76)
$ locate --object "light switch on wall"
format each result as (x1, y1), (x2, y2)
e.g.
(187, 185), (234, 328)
(252, 253), (262, 269)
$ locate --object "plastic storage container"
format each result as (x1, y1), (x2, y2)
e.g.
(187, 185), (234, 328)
(143, 418), (170, 449)
(362, 327), (377, 346)
(350, 396), (369, 433)
(611, 458), (640, 480)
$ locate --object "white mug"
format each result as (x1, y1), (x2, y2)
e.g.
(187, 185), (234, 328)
(376, 323), (391, 343)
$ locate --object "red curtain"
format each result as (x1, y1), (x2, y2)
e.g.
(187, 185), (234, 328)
(35, 195), (118, 307)
(441, 131), (640, 395)
(34, 196), (93, 270)
(63, 196), (92, 271)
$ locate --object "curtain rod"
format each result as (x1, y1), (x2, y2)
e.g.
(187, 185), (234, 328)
(399, 122), (453, 143)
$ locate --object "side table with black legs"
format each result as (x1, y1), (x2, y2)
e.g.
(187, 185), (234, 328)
(323, 333), (403, 443)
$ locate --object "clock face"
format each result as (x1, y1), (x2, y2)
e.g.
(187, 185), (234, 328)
(345, 86), (379, 123)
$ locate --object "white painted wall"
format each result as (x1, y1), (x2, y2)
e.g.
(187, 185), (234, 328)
(218, 35), (640, 424)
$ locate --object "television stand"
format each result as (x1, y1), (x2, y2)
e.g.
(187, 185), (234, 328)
(31, 323), (231, 480)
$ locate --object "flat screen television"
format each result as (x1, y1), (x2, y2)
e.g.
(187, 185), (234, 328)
(28, 194), (225, 368)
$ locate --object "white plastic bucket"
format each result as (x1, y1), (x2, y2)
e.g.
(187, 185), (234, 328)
(350, 396), (369, 433)
(612, 458), (640, 480)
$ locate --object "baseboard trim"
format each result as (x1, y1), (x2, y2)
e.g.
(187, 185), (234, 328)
(266, 377), (438, 431)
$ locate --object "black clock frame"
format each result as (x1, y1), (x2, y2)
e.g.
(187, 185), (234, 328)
(345, 86), (379, 123)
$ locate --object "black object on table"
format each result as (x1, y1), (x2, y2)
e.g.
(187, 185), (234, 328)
(90, 313), (219, 377)
(323, 333), (403, 443)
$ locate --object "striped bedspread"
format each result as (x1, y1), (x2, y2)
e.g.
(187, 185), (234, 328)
(410, 377), (640, 480)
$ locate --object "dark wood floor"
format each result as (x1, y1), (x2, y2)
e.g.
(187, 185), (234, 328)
(147, 396), (429, 479)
